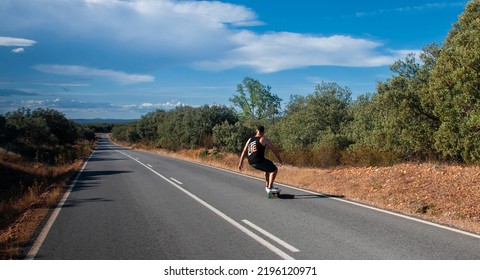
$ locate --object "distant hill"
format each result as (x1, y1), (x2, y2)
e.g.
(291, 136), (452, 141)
(72, 118), (138, 124)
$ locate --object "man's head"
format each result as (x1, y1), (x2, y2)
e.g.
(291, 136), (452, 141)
(256, 125), (265, 135)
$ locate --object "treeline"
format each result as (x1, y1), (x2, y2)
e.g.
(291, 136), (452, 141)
(112, 105), (245, 151)
(112, 1), (480, 166)
(0, 108), (95, 164)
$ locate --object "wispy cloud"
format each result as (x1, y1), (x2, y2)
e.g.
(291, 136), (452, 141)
(123, 101), (184, 110)
(0, 88), (38, 96)
(1, 0), (416, 74)
(11, 47), (25, 53)
(0, 36), (36, 47)
(194, 32), (416, 73)
(33, 82), (90, 87)
(32, 64), (154, 84)
(356, 2), (466, 17)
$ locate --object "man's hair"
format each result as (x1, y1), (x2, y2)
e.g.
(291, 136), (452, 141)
(256, 125), (265, 134)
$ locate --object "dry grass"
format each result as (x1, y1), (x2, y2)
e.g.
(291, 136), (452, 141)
(0, 152), (85, 259)
(277, 163), (480, 233)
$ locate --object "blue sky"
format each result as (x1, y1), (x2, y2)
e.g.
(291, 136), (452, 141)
(0, 0), (469, 119)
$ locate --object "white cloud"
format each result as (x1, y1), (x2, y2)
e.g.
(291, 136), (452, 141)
(33, 82), (90, 87)
(1, 0), (417, 74)
(356, 2), (466, 17)
(194, 31), (416, 73)
(11, 47), (25, 53)
(32, 64), (154, 84)
(0, 36), (36, 47)
(130, 101), (184, 110)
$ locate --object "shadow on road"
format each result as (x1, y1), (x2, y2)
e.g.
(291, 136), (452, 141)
(62, 197), (114, 208)
(278, 193), (345, 200)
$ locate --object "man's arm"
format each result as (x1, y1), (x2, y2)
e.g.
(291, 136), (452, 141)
(238, 139), (250, 171)
(260, 137), (283, 165)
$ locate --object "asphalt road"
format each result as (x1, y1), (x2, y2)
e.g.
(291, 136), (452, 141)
(27, 135), (480, 259)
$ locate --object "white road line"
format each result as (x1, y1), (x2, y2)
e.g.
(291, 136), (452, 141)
(170, 177), (183, 185)
(242, 219), (300, 252)
(26, 151), (96, 260)
(116, 150), (295, 260)
(146, 164), (153, 168)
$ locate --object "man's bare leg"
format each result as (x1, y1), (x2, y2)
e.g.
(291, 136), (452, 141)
(267, 170), (278, 188)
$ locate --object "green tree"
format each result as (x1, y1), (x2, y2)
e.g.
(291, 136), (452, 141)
(145, 105), (238, 150)
(2, 108), (90, 163)
(429, 0), (480, 162)
(230, 77), (282, 123)
(137, 110), (165, 143)
(0, 115), (7, 144)
(344, 44), (441, 163)
(212, 121), (252, 153)
(274, 82), (352, 151)
(31, 108), (78, 145)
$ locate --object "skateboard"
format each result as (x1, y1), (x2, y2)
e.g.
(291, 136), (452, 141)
(266, 187), (281, 198)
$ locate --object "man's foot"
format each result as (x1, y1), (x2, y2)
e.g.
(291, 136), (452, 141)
(265, 186), (280, 193)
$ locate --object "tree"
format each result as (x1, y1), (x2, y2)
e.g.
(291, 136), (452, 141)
(212, 121), (252, 153)
(0, 115), (7, 144)
(137, 110), (165, 143)
(1, 108), (89, 163)
(429, 0), (480, 162)
(273, 82), (352, 151)
(31, 108), (78, 145)
(230, 77), (282, 123)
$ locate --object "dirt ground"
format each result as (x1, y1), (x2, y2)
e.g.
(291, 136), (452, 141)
(277, 163), (480, 234)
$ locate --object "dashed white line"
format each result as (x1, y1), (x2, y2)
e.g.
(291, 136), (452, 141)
(242, 219), (300, 253)
(170, 177), (183, 185)
(146, 164), (153, 168)
(116, 149), (295, 260)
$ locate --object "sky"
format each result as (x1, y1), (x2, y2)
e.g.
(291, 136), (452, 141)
(0, 0), (470, 119)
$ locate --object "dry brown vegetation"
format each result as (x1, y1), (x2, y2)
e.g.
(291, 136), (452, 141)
(0, 151), (85, 259)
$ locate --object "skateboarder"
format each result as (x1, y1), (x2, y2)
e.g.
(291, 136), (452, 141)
(238, 126), (283, 193)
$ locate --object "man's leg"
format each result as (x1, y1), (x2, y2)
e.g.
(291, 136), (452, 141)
(264, 172), (269, 187)
(267, 169), (278, 188)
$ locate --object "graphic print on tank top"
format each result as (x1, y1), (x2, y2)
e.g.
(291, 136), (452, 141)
(247, 137), (265, 164)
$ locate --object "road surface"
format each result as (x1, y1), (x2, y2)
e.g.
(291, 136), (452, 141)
(28, 135), (480, 259)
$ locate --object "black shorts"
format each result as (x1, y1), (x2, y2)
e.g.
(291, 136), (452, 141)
(250, 159), (278, 173)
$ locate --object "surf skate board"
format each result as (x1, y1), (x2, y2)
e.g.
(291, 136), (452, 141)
(266, 187), (281, 199)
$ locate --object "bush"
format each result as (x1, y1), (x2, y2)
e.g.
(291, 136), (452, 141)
(212, 121), (252, 153)
(1, 108), (92, 164)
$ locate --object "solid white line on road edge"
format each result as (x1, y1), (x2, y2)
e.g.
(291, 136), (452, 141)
(170, 177), (183, 185)
(242, 219), (300, 253)
(116, 149), (295, 260)
(26, 150), (96, 260)
(271, 181), (480, 240)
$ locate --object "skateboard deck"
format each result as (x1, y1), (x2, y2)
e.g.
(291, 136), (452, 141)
(266, 187), (281, 198)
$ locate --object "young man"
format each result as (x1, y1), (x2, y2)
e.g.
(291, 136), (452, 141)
(238, 126), (283, 193)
